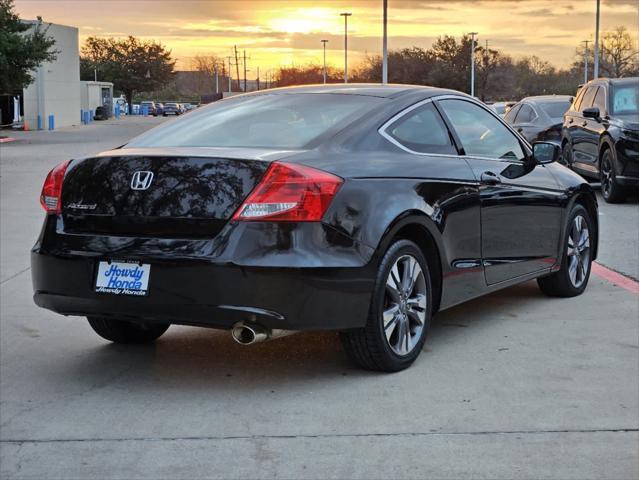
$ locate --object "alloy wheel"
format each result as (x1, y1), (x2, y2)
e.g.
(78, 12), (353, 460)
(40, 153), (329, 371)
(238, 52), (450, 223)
(382, 254), (427, 356)
(566, 215), (590, 288)
(600, 155), (613, 198)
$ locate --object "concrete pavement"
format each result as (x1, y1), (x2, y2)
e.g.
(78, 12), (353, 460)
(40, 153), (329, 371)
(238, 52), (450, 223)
(1, 117), (637, 479)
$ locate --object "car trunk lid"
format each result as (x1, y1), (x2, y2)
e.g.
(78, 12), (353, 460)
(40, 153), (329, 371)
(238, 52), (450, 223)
(60, 147), (303, 238)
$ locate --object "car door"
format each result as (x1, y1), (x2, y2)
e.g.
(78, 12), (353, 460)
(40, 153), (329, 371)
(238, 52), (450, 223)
(511, 103), (539, 143)
(378, 99), (485, 307)
(580, 86), (609, 175)
(570, 86), (598, 171)
(436, 97), (564, 285)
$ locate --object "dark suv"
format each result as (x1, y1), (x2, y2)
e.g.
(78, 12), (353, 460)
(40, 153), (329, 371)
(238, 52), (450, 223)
(561, 77), (639, 203)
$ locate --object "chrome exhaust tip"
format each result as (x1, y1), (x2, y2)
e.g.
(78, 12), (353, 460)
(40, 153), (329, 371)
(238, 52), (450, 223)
(231, 322), (268, 345)
(231, 321), (296, 345)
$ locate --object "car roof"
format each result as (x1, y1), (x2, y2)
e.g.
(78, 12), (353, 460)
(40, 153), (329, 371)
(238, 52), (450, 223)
(520, 95), (573, 103)
(586, 77), (638, 87)
(237, 83), (462, 99)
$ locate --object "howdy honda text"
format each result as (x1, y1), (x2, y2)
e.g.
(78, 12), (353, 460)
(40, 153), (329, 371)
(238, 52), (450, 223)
(95, 261), (151, 296)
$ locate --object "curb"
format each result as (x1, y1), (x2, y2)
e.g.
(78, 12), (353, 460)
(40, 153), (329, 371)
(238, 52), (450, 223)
(592, 262), (639, 295)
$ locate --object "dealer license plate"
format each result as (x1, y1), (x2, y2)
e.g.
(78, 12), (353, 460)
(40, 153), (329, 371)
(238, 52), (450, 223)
(95, 261), (151, 296)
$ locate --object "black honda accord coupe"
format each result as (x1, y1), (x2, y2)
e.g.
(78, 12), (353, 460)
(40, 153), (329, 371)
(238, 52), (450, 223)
(32, 85), (598, 372)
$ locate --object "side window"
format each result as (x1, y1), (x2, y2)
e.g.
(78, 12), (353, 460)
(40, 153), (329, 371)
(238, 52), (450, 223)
(503, 104), (520, 123)
(515, 104), (536, 123)
(384, 102), (456, 154)
(438, 99), (526, 162)
(593, 87), (606, 113)
(573, 87), (586, 111)
(579, 87), (598, 112)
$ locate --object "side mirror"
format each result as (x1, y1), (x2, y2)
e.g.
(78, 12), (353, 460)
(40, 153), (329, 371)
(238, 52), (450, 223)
(583, 106), (600, 120)
(532, 141), (560, 164)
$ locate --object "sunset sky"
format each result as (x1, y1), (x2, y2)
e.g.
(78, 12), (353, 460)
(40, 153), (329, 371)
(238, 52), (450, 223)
(14, 0), (639, 75)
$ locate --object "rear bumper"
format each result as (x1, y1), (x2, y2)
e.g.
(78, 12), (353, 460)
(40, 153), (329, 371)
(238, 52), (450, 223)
(31, 217), (376, 331)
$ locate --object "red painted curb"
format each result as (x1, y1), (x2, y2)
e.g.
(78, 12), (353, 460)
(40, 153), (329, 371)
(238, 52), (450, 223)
(0, 137), (17, 143)
(592, 263), (639, 295)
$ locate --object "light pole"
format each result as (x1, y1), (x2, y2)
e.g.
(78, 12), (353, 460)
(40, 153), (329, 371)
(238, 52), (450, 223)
(469, 32), (478, 97)
(582, 40), (590, 84)
(593, 0), (600, 79)
(321, 39), (329, 84)
(340, 12), (352, 83)
(382, 0), (388, 84)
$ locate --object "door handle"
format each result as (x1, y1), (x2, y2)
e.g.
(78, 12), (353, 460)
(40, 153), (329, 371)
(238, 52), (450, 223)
(517, 127), (523, 133)
(480, 171), (501, 185)
(581, 121), (587, 127)
(568, 118), (573, 124)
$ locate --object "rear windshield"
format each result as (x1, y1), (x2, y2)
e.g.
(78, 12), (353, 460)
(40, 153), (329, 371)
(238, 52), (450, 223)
(539, 101), (570, 119)
(611, 83), (639, 115)
(128, 93), (383, 149)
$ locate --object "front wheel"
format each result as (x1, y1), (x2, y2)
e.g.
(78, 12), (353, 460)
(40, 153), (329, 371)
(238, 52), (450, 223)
(340, 239), (432, 372)
(87, 317), (169, 344)
(537, 204), (593, 297)
(600, 149), (626, 203)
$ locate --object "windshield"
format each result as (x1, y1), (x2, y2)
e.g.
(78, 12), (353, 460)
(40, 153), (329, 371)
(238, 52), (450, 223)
(128, 93), (384, 149)
(611, 83), (639, 115)
(539, 101), (570, 119)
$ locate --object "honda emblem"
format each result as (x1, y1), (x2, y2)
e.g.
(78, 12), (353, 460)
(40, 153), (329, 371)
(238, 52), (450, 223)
(130, 171), (154, 190)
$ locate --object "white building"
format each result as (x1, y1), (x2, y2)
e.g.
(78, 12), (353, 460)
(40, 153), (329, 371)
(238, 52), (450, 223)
(22, 21), (81, 129)
(80, 81), (114, 116)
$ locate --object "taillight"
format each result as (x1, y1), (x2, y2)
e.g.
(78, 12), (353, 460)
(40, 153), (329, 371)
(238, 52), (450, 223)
(232, 162), (343, 222)
(40, 160), (71, 214)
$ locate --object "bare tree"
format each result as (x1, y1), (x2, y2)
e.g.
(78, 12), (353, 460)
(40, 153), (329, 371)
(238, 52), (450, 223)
(600, 27), (639, 78)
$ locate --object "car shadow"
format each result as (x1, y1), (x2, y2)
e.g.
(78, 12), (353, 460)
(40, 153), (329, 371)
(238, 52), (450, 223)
(49, 281), (548, 392)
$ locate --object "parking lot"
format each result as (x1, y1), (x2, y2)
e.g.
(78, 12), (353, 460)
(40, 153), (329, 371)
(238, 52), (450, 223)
(1, 117), (638, 479)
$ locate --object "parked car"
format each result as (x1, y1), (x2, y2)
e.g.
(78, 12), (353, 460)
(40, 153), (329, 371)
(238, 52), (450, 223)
(139, 101), (158, 116)
(155, 103), (164, 116)
(489, 101), (514, 117)
(93, 106), (109, 121)
(504, 95), (573, 144)
(32, 85), (598, 372)
(163, 103), (181, 116)
(562, 77), (639, 203)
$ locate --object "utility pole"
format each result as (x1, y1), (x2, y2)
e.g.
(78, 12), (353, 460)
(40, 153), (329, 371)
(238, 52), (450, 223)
(321, 39), (328, 84)
(382, 0), (388, 84)
(226, 56), (233, 93)
(582, 40), (590, 83)
(340, 12), (352, 83)
(469, 32), (478, 97)
(214, 66), (219, 94)
(594, 0), (600, 79)
(257, 66), (260, 91)
(243, 49), (247, 92)
(233, 45), (241, 92)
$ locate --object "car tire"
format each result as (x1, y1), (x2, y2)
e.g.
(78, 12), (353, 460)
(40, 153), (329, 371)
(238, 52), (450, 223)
(600, 148), (625, 203)
(87, 317), (169, 344)
(340, 239), (432, 372)
(537, 204), (593, 297)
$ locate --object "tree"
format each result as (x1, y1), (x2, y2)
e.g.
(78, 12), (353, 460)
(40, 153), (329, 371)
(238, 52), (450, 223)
(572, 27), (639, 79)
(189, 55), (226, 93)
(81, 36), (175, 111)
(600, 27), (639, 78)
(0, 0), (57, 94)
(274, 63), (343, 87)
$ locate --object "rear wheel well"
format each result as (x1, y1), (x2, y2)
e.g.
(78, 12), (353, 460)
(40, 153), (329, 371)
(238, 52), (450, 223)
(391, 223), (443, 314)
